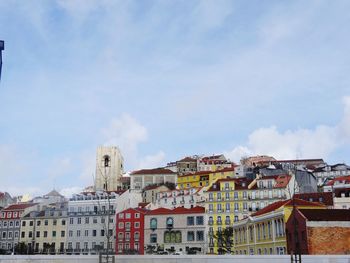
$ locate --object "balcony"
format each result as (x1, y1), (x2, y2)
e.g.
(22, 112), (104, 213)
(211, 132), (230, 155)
(225, 220), (231, 225)
(217, 221), (222, 225)
(208, 221), (214, 225)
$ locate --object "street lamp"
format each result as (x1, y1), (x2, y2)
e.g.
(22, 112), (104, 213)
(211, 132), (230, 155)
(0, 40), (4, 81)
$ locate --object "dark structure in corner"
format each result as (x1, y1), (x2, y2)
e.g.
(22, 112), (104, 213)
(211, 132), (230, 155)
(0, 40), (4, 81)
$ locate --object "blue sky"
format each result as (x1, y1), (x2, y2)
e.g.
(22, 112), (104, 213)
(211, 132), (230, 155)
(0, 0), (350, 197)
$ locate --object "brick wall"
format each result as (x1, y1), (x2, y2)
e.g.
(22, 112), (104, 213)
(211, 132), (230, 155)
(307, 227), (350, 254)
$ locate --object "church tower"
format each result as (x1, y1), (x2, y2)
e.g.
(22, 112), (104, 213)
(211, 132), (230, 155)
(94, 146), (124, 191)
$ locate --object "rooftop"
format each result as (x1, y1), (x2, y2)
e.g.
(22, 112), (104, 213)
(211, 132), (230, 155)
(131, 168), (176, 175)
(252, 198), (325, 217)
(298, 208), (350, 221)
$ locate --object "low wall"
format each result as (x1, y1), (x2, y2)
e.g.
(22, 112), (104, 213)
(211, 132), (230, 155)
(1, 255), (350, 263)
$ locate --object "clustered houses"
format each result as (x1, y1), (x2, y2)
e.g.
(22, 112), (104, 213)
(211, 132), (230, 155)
(2, 147), (350, 256)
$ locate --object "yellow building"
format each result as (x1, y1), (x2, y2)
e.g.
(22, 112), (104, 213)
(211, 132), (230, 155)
(205, 174), (298, 254)
(232, 199), (325, 255)
(177, 168), (235, 190)
(20, 203), (68, 254)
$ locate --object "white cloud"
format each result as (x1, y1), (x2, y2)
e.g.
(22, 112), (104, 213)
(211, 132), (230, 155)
(138, 151), (166, 169)
(60, 186), (83, 198)
(101, 114), (165, 170)
(225, 96), (350, 162)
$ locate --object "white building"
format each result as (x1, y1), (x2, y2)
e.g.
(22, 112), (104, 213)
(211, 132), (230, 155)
(130, 168), (177, 190)
(151, 188), (205, 209)
(95, 146), (124, 191)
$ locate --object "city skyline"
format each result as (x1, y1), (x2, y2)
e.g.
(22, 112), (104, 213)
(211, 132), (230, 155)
(0, 0), (350, 197)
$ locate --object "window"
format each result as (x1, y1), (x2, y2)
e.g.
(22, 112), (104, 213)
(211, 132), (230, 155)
(118, 232), (124, 241)
(150, 234), (157, 243)
(77, 230), (80, 237)
(196, 216), (204, 225)
(21, 232), (25, 238)
(150, 218), (157, 230)
(60, 231), (65, 237)
(118, 213), (124, 219)
(234, 203), (239, 211)
(187, 231), (194, 241)
(85, 217), (89, 224)
(29, 221), (33, 226)
(126, 222), (131, 230)
(69, 218), (74, 224)
(134, 232), (140, 240)
(28, 231), (33, 238)
(53, 219), (57, 226)
(52, 231), (56, 237)
(77, 218), (81, 224)
(126, 213), (131, 219)
(84, 230), (88, 236)
(135, 213), (140, 218)
(68, 230), (73, 237)
(93, 218), (97, 224)
(36, 231), (40, 238)
(125, 232), (130, 241)
(101, 229), (105, 236)
(225, 192), (230, 200)
(196, 231), (204, 241)
(44, 231), (48, 238)
(217, 203), (222, 212)
(134, 222), (140, 228)
(118, 222), (124, 229)
(84, 242), (88, 250)
(92, 230), (97, 236)
(22, 221), (26, 227)
(226, 203), (230, 212)
(166, 217), (174, 229)
(62, 219), (66, 225)
(234, 192), (238, 200)
(44, 220), (48, 226)
(37, 220), (41, 226)
(209, 204), (213, 212)
(187, 216), (194, 226)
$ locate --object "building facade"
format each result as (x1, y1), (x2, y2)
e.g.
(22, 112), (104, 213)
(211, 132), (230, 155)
(144, 207), (206, 255)
(20, 202), (67, 254)
(232, 199), (325, 256)
(286, 208), (350, 254)
(205, 174), (297, 254)
(130, 168), (176, 191)
(115, 208), (147, 255)
(0, 203), (38, 252)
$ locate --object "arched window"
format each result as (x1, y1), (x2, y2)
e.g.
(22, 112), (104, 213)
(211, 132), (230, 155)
(166, 217), (174, 229)
(150, 218), (157, 230)
(103, 155), (110, 167)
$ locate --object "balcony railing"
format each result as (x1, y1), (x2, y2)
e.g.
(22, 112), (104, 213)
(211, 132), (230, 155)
(225, 220), (231, 225)
(217, 221), (222, 225)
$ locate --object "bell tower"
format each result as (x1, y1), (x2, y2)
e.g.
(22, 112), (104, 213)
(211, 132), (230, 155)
(95, 146), (124, 191)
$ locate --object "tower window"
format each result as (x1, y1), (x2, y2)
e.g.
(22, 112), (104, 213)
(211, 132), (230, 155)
(103, 156), (110, 167)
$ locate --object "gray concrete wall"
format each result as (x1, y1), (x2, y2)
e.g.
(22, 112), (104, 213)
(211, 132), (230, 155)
(1, 255), (350, 263)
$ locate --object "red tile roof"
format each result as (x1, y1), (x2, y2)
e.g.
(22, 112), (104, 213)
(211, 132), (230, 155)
(326, 175), (350, 186)
(131, 168), (176, 175)
(2, 203), (36, 211)
(298, 209), (350, 221)
(294, 192), (333, 206)
(252, 198), (325, 217)
(177, 157), (197, 162)
(146, 206), (205, 215)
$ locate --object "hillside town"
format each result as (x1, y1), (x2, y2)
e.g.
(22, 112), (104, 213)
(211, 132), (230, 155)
(0, 146), (350, 256)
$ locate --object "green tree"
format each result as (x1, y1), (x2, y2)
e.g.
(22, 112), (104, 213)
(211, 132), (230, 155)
(214, 227), (233, 255)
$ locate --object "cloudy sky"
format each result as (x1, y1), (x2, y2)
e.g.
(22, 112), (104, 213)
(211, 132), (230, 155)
(0, 0), (350, 197)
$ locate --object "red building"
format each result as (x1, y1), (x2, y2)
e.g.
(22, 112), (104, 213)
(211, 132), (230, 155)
(116, 207), (147, 255)
(286, 208), (350, 255)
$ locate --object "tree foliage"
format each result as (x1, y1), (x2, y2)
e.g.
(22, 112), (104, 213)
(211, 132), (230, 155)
(214, 227), (234, 255)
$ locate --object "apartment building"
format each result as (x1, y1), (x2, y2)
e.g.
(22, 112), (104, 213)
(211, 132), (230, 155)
(20, 202), (67, 254)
